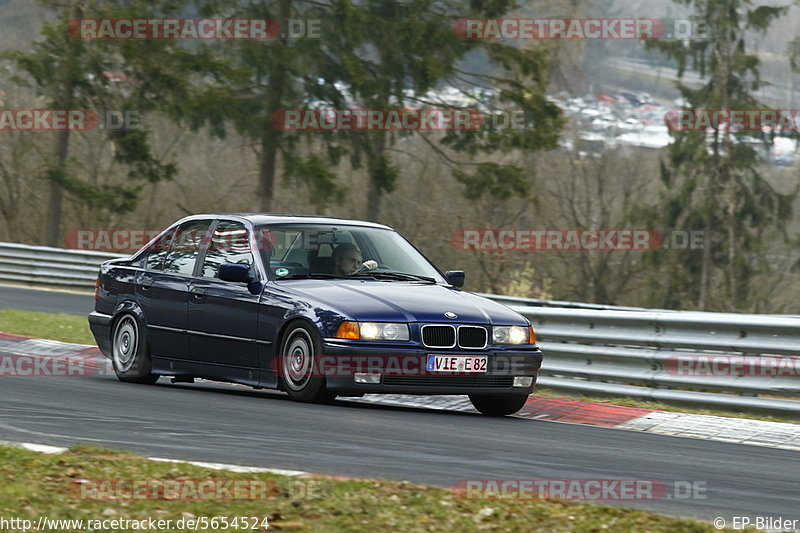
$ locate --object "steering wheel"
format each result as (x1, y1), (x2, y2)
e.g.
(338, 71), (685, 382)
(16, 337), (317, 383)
(353, 261), (389, 274)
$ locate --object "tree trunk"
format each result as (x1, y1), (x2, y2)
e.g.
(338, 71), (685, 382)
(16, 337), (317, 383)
(718, 12), (735, 310)
(366, 173), (382, 221)
(698, 218), (712, 310)
(256, 0), (290, 212)
(44, 130), (71, 246)
(365, 133), (387, 221)
(727, 190), (737, 310)
(44, 1), (82, 246)
(258, 128), (280, 212)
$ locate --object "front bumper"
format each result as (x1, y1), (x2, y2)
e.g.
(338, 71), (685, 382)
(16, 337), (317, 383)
(321, 340), (543, 395)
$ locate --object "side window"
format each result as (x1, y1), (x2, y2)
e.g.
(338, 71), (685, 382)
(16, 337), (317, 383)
(201, 221), (254, 279)
(161, 220), (213, 276)
(272, 230), (300, 262)
(145, 229), (175, 271)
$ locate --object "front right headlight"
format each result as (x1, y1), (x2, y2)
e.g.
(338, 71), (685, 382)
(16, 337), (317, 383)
(360, 322), (409, 341)
(339, 321), (410, 341)
(493, 325), (535, 345)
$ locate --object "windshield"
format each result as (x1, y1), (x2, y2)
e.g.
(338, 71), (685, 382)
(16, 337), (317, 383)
(255, 224), (446, 283)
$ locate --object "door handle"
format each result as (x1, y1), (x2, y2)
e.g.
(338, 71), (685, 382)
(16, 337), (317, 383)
(190, 287), (206, 297)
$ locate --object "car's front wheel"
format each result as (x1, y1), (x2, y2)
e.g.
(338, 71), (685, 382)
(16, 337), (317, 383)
(279, 321), (336, 403)
(469, 394), (528, 416)
(111, 313), (159, 384)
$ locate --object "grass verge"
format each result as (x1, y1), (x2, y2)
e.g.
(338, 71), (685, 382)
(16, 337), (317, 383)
(0, 309), (95, 345)
(0, 444), (731, 533)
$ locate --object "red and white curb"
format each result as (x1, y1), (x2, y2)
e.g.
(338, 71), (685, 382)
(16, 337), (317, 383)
(2, 333), (799, 452)
(351, 395), (800, 451)
(0, 332), (110, 374)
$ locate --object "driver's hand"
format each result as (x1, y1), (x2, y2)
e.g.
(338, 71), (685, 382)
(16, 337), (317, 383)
(362, 260), (378, 270)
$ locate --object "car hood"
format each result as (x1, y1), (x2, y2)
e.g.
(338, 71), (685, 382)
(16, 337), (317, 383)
(280, 280), (527, 324)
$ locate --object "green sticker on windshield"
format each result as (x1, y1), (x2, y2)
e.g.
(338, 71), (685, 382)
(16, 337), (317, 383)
(275, 267), (289, 277)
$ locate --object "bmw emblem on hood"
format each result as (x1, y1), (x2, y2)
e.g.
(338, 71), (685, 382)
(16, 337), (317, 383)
(444, 312), (457, 319)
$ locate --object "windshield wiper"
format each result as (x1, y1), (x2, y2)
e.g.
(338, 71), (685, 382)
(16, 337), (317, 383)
(352, 271), (437, 283)
(277, 273), (350, 280)
(279, 272), (437, 283)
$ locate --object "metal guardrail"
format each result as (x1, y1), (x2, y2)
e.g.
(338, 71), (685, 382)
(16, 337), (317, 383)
(1, 241), (798, 415)
(0, 242), (124, 289)
(511, 305), (800, 415)
(474, 292), (657, 312)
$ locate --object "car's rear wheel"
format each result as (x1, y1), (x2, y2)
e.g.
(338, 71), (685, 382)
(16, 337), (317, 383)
(469, 394), (528, 416)
(111, 313), (159, 384)
(279, 321), (336, 403)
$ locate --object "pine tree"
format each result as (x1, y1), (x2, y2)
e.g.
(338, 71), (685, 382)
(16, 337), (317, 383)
(645, 0), (796, 311)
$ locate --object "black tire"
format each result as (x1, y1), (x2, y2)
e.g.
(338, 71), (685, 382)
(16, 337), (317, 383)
(279, 321), (336, 403)
(469, 394), (528, 416)
(111, 313), (159, 384)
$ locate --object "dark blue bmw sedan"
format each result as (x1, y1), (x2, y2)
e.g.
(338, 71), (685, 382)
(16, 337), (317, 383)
(88, 214), (543, 416)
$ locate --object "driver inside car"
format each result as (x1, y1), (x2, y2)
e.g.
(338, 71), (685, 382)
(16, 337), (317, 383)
(331, 243), (378, 275)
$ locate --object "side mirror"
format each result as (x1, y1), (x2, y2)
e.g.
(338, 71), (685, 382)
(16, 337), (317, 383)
(445, 270), (465, 288)
(219, 263), (252, 283)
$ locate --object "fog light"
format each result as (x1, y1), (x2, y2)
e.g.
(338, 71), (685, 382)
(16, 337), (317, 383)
(354, 373), (381, 384)
(513, 376), (533, 387)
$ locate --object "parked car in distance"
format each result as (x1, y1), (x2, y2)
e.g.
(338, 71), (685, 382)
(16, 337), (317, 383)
(89, 214), (543, 416)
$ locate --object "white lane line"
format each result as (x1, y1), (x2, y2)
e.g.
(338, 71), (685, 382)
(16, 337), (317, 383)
(20, 442), (68, 454)
(0, 440), (69, 454)
(0, 420), (247, 453)
(149, 457), (309, 476)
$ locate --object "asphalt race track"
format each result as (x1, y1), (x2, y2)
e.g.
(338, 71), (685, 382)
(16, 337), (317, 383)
(0, 285), (798, 522)
(0, 285), (94, 316)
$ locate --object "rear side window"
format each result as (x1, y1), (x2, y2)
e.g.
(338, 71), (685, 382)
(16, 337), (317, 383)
(160, 220), (213, 275)
(145, 229), (175, 271)
(201, 221), (254, 279)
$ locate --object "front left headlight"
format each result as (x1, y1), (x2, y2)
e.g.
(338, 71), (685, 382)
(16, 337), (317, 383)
(359, 322), (410, 341)
(493, 325), (535, 345)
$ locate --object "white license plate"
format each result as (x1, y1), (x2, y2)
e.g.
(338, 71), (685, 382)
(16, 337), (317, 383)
(426, 354), (488, 374)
